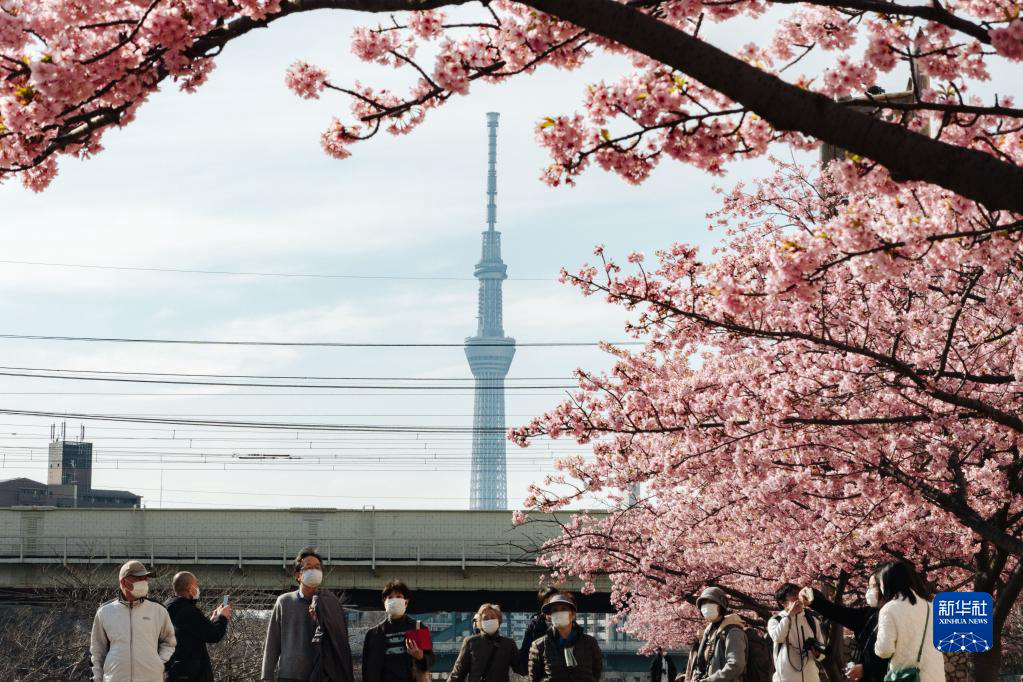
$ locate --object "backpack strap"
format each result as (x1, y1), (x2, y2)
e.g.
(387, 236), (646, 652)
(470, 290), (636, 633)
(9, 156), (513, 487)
(713, 623), (744, 653)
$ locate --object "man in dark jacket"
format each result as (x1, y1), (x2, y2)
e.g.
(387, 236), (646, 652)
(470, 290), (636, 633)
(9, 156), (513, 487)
(528, 593), (603, 682)
(165, 571), (230, 682)
(799, 581), (888, 682)
(651, 648), (677, 682)
(362, 579), (435, 682)
(518, 587), (559, 672)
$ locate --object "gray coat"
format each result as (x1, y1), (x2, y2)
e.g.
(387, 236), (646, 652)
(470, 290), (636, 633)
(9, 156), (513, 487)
(449, 633), (525, 682)
(688, 615), (747, 682)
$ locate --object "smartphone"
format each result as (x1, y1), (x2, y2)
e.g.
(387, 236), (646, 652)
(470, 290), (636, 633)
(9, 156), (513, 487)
(222, 595), (230, 606)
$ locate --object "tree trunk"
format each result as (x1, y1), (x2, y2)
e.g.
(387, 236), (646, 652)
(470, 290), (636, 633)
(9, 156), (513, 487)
(972, 640), (1002, 682)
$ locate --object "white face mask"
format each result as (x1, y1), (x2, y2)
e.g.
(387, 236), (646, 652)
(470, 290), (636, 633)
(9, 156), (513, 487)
(550, 611), (573, 628)
(129, 580), (149, 599)
(700, 603), (720, 621)
(301, 569), (323, 588)
(385, 597), (408, 618)
(192, 587), (201, 600)
(866, 586), (879, 608)
(481, 618), (500, 635)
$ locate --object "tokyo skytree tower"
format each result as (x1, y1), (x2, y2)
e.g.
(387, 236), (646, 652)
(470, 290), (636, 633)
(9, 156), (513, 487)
(465, 112), (515, 510)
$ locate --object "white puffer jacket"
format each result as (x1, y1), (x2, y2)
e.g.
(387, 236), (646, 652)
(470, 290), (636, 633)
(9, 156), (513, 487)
(90, 597), (176, 682)
(875, 594), (945, 682)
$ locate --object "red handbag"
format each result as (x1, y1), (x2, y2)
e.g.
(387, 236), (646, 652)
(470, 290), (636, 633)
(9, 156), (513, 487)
(406, 624), (433, 652)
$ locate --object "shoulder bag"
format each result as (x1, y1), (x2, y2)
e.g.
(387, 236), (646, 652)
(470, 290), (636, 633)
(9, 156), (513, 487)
(882, 606), (930, 682)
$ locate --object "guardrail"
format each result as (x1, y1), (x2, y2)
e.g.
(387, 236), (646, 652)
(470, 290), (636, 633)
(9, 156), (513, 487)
(0, 536), (540, 567)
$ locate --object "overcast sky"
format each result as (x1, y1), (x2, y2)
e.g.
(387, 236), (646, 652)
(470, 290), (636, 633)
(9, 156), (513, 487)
(0, 7), (838, 510)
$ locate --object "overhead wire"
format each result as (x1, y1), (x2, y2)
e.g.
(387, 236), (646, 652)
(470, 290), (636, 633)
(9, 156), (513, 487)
(0, 364), (576, 381)
(0, 407), (547, 433)
(0, 392), (567, 396)
(0, 333), (639, 348)
(0, 258), (557, 282)
(0, 369), (575, 390)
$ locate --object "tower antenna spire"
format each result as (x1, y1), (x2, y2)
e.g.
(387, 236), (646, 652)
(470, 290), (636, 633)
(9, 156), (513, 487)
(486, 112), (499, 232)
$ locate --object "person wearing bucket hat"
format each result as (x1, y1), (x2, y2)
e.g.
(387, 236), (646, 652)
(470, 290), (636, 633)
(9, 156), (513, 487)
(90, 560), (176, 681)
(527, 592), (603, 682)
(684, 587), (748, 682)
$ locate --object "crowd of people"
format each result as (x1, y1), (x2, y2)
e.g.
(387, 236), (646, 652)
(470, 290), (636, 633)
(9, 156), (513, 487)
(87, 553), (944, 682)
(671, 561), (945, 682)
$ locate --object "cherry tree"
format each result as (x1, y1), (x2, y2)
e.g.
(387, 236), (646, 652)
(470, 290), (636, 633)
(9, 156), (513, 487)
(510, 158), (1023, 680)
(3, 2), (1022, 678)
(0, 0), (1019, 207)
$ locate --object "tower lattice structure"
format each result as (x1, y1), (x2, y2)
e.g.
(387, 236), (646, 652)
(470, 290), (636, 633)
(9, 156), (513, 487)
(465, 112), (515, 510)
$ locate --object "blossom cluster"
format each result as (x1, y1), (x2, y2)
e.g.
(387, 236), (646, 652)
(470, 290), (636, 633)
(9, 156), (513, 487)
(2, 0), (1018, 189)
(510, 154), (1023, 643)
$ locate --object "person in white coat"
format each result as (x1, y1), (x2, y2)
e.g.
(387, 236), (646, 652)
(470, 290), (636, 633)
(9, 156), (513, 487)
(90, 559), (176, 682)
(874, 561), (945, 682)
(768, 583), (825, 682)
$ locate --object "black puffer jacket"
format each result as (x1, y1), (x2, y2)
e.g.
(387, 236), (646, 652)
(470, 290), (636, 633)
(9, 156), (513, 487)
(528, 626), (603, 682)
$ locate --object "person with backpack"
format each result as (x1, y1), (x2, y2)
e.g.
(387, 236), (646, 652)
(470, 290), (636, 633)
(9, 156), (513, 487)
(685, 587), (748, 682)
(873, 561), (944, 682)
(768, 583), (825, 682)
(449, 603), (525, 682)
(798, 575), (888, 682)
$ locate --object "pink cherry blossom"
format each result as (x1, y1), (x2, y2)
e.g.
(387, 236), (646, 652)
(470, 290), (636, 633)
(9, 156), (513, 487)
(286, 61), (328, 100)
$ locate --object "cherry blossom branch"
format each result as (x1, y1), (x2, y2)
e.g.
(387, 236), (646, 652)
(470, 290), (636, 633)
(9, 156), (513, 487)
(567, 273), (1023, 434)
(187, 0), (475, 59)
(525, 0), (1023, 212)
(770, 0), (994, 44)
(78, 0), (163, 65)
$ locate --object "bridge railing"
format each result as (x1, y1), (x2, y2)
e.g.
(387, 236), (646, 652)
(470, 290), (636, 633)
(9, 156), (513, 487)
(0, 536), (540, 566)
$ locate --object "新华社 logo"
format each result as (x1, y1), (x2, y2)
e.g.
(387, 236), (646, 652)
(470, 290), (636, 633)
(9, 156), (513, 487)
(933, 592), (993, 653)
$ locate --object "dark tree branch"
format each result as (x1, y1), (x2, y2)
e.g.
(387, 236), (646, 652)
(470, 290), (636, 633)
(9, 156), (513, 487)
(523, 0), (1023, 213)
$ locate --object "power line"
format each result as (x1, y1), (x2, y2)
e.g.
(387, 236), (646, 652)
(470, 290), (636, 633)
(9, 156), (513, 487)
(0, 461), (562, 472)
(0, 408), (526, 433)
(0, 418), (559, 429)
(0, 369), (574, 390)
(0, 258), (556, 282)
(120, 485), (469, 501)
(0, 364), (574, 381)
(0, 392), (566, 396)
(0, 333), (637, 348)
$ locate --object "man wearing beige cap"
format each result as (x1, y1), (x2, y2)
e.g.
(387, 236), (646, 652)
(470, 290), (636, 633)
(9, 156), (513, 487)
(90, 560), (176, 681)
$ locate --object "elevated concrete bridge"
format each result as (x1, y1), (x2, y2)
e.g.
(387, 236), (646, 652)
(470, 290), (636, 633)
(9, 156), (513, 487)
(0, 507), (611, 612)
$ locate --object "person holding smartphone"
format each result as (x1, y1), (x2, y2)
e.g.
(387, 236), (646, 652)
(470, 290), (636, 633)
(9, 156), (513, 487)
(165, 571), (231, 682)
